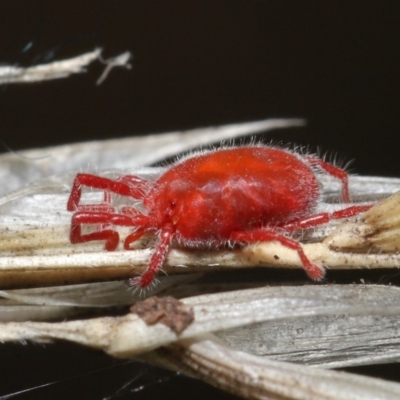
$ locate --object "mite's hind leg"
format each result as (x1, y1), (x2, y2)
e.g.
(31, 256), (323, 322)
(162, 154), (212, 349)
(231, 229), (324, 280)
(281, 205), (372, 232)
(305, 156), (350, 202)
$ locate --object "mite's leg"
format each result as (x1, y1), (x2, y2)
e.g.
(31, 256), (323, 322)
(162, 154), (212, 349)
(305, 156), (350, 202)
(124, 227), (146, 250)
(114, 175), (151, 200)
(231, 229), (324, 280)
(67, 173), (149, 211)
(70, 211), (149, 251)
(128, 224), (175, 288)
(281, 204), (373, 232)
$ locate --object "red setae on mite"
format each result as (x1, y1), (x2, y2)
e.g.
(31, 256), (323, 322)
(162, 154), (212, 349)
(67, 146), (369, 288)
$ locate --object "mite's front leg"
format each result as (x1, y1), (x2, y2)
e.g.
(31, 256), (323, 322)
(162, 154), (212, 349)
(67, 173), (149, 211)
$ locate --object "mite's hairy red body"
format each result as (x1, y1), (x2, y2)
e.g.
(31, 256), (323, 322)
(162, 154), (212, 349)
(67, 146), (368, 288)
(149, 148), (319, 243)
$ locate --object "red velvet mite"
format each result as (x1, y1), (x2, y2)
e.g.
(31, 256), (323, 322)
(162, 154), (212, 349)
(67, 146), (369, 288)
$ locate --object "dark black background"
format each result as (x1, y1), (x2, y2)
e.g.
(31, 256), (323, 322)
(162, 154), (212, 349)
(0, 1), (399, 399)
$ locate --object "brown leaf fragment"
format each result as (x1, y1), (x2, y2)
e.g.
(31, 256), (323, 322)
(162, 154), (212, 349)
(130, 296), (194, 335)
